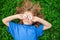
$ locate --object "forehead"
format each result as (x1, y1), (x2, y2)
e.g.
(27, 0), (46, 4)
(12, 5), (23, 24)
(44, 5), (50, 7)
(24, 11), (31, 14)
(24, 11), (33, 15)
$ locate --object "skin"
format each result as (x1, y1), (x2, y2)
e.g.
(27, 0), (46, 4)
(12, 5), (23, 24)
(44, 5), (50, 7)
(22, 11), (34, 25)
(2, 11), (52, 30)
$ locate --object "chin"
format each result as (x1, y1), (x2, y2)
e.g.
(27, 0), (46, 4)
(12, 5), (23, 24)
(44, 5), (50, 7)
(23, 20), (33, 25)
(23, 22), (33, 25)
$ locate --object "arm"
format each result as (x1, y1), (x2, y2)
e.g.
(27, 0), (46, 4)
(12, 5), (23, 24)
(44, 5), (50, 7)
(32, 16), (52, 30)
(2, 14), (23, 26)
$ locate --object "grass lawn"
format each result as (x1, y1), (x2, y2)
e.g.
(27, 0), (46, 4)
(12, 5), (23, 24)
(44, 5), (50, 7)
(0, 0), (60, 40)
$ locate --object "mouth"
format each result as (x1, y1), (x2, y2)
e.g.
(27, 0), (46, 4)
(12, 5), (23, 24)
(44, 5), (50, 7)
(23, 19), (33, 25)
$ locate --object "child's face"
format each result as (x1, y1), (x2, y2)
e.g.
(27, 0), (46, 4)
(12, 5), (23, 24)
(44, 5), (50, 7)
(22, 11), (34, 25)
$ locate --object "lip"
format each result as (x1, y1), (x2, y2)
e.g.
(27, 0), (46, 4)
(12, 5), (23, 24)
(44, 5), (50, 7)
(23, 19), (33, 24)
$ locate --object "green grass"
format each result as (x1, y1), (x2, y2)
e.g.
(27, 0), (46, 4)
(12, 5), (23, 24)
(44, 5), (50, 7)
(0, 0), (60, 40)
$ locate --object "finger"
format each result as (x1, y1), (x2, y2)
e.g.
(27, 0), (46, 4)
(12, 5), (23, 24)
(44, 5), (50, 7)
(23, 14), (28, 19)
(18, 14), (24, 19)
(28, 15), (33, 20)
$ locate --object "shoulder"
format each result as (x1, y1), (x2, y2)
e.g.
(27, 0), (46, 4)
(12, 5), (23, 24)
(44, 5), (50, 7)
(8, 21), (22, 27)
(35, 24), (44, 36)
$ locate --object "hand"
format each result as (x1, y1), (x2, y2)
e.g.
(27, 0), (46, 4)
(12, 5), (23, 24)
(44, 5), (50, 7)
(31, 16), (39, 22)
(23, 14), (33, 20)
(17, 14), (24, 20)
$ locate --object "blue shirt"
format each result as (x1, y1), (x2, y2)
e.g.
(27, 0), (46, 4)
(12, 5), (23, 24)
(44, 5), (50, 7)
(7, 21), (44, 40)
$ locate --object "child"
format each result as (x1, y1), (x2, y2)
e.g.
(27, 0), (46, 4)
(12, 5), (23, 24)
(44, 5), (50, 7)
(2, 0), (52, 40)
